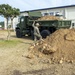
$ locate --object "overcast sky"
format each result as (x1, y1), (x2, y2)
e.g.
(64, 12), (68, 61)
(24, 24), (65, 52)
(0, 0), (75, 21)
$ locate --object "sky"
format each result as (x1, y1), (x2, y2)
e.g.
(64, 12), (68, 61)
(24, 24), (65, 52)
(0, 0), (75, 21)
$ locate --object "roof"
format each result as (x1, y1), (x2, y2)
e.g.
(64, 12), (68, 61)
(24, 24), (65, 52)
(20, 5), (75, 13)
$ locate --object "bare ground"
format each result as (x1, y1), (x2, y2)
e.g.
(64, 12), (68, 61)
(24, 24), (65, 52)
(0, 30), (75, 75)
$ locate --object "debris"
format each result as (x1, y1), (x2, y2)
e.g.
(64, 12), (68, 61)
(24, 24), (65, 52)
(65, 31), (75, 41)
(28, 45), (35, 50)
(25, 54), (34, 59)
(67, 60), (73, 63)
(59, 60), (63, 64)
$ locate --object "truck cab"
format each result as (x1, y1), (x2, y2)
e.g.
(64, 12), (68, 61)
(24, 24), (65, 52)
(16, 12), (41, 38)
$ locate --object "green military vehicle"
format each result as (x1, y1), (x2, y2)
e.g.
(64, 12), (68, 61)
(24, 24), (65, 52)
(16, 11), (72, 38)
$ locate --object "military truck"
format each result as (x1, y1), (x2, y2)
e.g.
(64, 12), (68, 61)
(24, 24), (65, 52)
(16, 11), (72, 38)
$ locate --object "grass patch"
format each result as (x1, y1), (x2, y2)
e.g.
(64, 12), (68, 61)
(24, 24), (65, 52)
(0, 40), (21, 48)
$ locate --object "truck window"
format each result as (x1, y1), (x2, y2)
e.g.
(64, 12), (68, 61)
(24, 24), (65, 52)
(44, 13), (49, 16)
(50, 12), (54, 16)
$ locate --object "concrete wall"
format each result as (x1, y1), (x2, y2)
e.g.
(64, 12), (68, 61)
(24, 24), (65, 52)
(66, 7), (75, 19)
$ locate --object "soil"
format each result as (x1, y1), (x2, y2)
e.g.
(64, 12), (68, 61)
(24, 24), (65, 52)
(0, 30), (75, 75)
(29, 29), (75, 63)
(38, 15), (61, 20)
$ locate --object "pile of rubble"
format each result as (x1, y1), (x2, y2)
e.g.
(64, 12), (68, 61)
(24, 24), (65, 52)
(27, 29), (75, 63)
(38, 16), (61, 20)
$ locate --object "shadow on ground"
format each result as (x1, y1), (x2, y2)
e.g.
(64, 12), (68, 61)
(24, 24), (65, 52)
(12, 68), (55, 75)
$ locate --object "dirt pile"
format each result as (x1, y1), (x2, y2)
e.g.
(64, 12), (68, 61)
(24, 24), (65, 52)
(28, 29), (75, 63)
(38, 16), (61, 20)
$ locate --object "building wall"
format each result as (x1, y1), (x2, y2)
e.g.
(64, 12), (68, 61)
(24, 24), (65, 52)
(4, 17), (19, 30)
(4, 18), (7, 30)
(66, 7), (75, 19)
(13, 17), (19, 29)
(41, 8), (63, 16)
(20, 12), (28, 16)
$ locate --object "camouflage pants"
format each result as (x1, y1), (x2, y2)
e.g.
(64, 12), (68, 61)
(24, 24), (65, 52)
(34, 33), (42, 42)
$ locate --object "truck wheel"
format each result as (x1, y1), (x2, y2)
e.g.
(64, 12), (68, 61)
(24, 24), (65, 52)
(31, 31), (34, 40)
(41, 30), (50, 38)
(16, 29), (22, 38)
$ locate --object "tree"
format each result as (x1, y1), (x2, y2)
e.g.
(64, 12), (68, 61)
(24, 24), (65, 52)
(10, 8), (20, 29)
(0, 4), (20, 40)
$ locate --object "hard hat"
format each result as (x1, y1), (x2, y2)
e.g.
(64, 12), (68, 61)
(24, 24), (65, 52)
(36, 23), (40, 26)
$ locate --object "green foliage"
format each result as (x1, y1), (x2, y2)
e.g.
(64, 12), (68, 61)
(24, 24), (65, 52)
(10, 8), (20, 18)
(0, 4), (20, 18)
(0, 4), (11, 18)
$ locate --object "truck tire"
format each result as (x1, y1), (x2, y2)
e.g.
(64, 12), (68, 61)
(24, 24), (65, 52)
(31, 30), (34, 40)
(41, 30), (50, 38)
(16, 29), (22, 38)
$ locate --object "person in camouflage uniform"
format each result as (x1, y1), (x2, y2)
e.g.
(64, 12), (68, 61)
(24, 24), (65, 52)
(32, 21), (42, 42)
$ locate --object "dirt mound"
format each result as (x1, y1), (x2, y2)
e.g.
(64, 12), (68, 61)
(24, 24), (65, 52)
(28, 29), (75, 63)
(38, 16), (61, 20)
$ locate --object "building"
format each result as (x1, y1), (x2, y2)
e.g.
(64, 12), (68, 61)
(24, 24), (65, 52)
(4, 17), (19, 30)
(4, 5), (75, 30)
